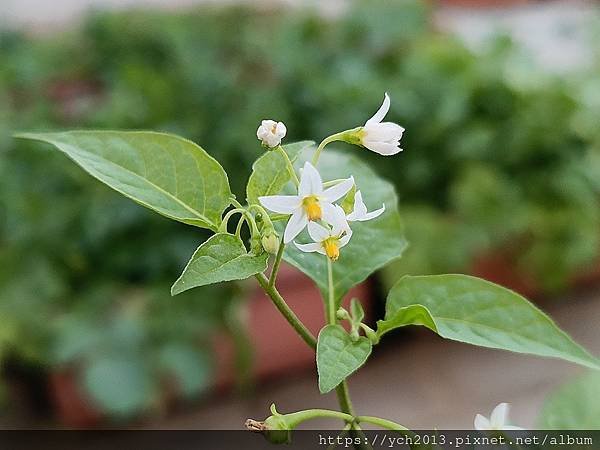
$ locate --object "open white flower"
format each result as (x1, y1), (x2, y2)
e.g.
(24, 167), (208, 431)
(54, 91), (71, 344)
(474, 403), (523, 431)
(294, 205), (352, 261)
(347, 190), (385, 222)
(259, 162), (354, 244)
(257, 120), (287, 148)
(360, 93), (404, 155)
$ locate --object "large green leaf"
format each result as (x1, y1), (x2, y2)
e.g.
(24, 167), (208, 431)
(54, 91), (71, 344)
(16, 131), (231, 230)
(158, 343), (212, 398)
(378, 274), (600, 370)
(82, 355), (154, 417)
(246, 140), (314, 205)
(282, 148), (407, 304)
(171, 233), (268, 295)
(316, 324), (372, 394)
(539, 372), (600, 429)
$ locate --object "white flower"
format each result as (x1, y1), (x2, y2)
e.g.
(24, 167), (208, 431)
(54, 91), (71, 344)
(257, 120), (287, 148)
(294, 205), (352, 261)
(360, 93), (404, 155)
(346, 190), (385, 222)
(259, 162), (354, 244)
(474, 403), (523, 431)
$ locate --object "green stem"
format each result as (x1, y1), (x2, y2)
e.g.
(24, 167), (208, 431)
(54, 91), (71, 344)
(255, 273), (317, 349)
(327, 258), (336, 325)
(276, 146), (300, 186)
(269, 238), (285, 289)
(312, 132), (346, 165)
(230, 197), (244, 209)
(356, 416), (408, 431)
(220, 208), (245, 233)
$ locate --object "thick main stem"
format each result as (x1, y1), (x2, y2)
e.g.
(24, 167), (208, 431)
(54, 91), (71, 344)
(255, 273), (316, 349)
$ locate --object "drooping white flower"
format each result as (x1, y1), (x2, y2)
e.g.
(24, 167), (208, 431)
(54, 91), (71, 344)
(474, 403), (523, 431)
(257, 120), (287, 148)
(259, 162), (354, 244)
(294, 205), (352, 261)
(360, 93), (404, 156)
(346, 190), (385, 222)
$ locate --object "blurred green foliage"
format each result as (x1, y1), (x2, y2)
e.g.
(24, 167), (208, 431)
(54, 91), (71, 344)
(1, 0), (600, 418)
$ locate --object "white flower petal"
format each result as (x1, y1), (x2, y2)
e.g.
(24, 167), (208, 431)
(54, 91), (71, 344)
(259, 195), (301, 214)
(365, 122), (404, 141)
(348, 190), (368, 219)
(294, 242), (322, 253)
(363, 141), (403, 156)
(330, 205), (351, 237)
(503, 425), (524, 431)
(257, 119), (287, 148)
(298, 161), (323, 197)
(307, 221), (330, 243)
(283, 210), (308, 244)
(339, 231), (353, 248)
(320, 202), (337, 224)
(490, 403), (509, 429)
(274, 122), (287, 138)
(356, 204), (385, 221)
(474, 414), (491, 430)
(365, 92), (391, 125)
(322, 176), (354, 203)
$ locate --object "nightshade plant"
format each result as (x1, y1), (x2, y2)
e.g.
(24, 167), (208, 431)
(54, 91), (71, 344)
(16, 93), (600, 439)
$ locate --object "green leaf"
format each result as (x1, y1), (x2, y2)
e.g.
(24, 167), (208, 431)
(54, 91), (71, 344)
(316, 324), (372, 394)
(158, 343), (212, 398)
(282, 148), (407, 305)
(82, 355), (154, 417)
(16, 131), (231, 230)
(246, 140), (315, 205)
(171, 233), (268, 295)
(350, 298), (365, 324)
(378, 274), (600, 370)
(539, 372), (600, 429)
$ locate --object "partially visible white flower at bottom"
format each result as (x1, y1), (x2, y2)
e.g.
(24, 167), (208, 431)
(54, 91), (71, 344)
(294, 205), (352, 261)
(474, 403), (523, 431)
(347, 190), (385, 222)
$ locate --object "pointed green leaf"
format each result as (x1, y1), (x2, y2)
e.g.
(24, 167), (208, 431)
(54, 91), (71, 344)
(246, 140), (315, 205)
(378, 274), (600, 370)
(539, 372), (600, 429)
(16, 131), (231, 230)
(171, 233), (268, 295)
(282, 148), (407, 305)
(316, 324), (372, 394)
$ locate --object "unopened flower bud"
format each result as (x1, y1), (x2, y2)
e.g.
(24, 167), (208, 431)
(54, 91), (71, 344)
(257, 120), (287, 148)
(261, 230), (280, 255)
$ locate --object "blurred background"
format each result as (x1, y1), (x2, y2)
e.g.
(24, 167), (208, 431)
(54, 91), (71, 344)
(1, 0), (600, 430)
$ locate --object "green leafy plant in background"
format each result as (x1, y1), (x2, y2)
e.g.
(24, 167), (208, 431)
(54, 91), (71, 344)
(3, 0), (600, 420)
(17, 89), (600, 440)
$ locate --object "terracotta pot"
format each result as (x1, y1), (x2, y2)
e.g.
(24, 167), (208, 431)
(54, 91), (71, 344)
(469, 251), (540, 299)
(214, 263), (372, 388)
(48, 370), (102, 428)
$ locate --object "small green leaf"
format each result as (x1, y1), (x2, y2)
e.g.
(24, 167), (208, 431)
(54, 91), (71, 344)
(539, 372), (600, 429)
(350, 298), (365, 324)
(317, 324), (372, 394)
(171, 233), (268, 295)
(246, 141), (314, 205)
(340, 184), (356, 215)
(282, 149), (407, 305)
(16, 131), (231, 230)
(378, 274), (600, 370)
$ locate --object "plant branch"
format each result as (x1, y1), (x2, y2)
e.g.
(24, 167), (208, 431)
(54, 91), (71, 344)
(276, 145), (300, 186)
(327, 258), (336, 325)
(268, 238), (285, 289)
(255, 273), (317, 349)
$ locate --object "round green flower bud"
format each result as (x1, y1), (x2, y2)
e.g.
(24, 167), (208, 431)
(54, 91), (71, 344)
(261, 230), (280, 255)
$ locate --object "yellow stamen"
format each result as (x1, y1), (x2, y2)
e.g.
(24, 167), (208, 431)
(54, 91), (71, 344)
(323, 238), (340, 261)
(302, 196), (322, 221)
